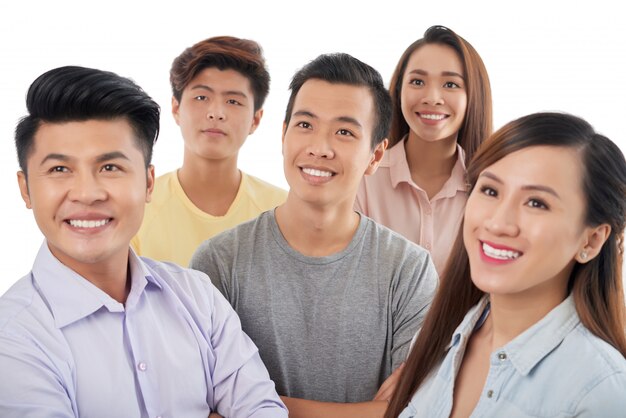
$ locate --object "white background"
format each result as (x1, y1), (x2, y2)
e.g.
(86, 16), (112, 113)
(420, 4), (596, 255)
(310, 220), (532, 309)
(0, 0), (624, 295)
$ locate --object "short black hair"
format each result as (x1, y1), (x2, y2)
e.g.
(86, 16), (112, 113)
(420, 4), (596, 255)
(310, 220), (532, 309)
(15, 65), (160, 174)
(284, 53), (392, 150)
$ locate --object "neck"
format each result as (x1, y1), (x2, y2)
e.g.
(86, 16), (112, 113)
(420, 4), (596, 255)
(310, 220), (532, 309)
(487, 288), (568, 349)
(178, 151), (241, 216)
(275, 196), (360, 257)
(405, 131), (458, 179)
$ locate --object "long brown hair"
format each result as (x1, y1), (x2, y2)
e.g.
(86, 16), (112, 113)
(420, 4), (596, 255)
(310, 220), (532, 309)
(388, 25), (493, 165)
(385, 112), (626, 418)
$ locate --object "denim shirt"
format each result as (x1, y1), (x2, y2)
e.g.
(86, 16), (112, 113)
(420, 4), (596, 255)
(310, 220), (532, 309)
(399, 295), (626, 418)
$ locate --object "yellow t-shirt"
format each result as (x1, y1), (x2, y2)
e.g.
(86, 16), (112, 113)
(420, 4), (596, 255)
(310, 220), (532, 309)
(132, 170), (288, 267)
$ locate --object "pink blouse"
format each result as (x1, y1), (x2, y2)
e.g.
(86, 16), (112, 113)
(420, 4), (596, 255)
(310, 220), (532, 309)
(355, 139), (467, 274)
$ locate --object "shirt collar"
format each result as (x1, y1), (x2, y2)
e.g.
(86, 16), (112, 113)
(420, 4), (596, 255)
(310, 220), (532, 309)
(386, 137), (467, 195)
(447, 294), (580, 376)
(32, 241), (161, 329)
(504, 294), (579, 376)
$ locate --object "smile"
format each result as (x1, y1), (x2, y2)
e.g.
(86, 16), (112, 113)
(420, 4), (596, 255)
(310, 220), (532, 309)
(482, 242), (521, 260)
(418, 113), (448, 121)
(302, 167), (334, 177)
(68, 219), (112, 228)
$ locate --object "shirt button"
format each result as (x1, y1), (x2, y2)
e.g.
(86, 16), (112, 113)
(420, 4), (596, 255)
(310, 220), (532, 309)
(137, 362), (147, 371)
(498, 352), (507, 361)
(487, 390), (494, 398)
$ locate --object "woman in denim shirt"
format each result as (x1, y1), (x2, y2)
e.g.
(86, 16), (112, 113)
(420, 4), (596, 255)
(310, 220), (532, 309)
(385, 112), (626, 418)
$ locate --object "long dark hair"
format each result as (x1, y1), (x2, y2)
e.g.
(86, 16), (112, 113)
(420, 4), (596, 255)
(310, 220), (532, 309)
(388, 25), (492, 164)
(385, 112), (626, 417)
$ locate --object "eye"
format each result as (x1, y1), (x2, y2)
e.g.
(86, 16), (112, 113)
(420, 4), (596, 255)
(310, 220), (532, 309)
(296, 121), (312, 129)
(101, 164), (120, 172)
(480, 185), (497, 197)
(194, 95), (207, 101)
(409, 79), (424, 86)
(49, 166), (69, 173)
(226, 99), (242, 105)
(526, 198), (549, 210)
(336, 129), (354, 137)
(444, 81), (461, 88)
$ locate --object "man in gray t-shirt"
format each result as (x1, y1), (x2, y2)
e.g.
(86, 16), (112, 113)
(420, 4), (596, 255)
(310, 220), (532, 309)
(191, 53), (438, 417)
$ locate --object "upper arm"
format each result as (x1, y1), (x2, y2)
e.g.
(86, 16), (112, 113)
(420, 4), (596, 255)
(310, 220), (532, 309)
(207, 287), (287, 417)
(390, 250), (438, 367)
(0, 332), (74, 418)
(189, 240), (232, 301)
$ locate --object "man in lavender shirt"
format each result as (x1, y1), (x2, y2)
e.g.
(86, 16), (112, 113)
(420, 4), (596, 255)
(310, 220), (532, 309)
(0, 66), (286, 418)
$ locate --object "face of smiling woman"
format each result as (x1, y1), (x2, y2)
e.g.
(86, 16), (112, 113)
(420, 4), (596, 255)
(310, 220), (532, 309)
(18, 119), (154, 280)
(462, 145), (597, 303)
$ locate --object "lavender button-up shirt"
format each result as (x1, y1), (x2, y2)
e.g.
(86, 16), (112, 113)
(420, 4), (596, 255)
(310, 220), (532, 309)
(0, 242), (287, 418)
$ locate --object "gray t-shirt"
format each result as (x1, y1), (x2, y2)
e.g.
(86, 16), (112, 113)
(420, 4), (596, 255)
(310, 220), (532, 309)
(190, 210), (438, 402)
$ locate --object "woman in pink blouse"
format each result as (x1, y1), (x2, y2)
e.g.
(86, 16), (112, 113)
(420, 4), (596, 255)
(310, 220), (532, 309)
(355, 25), (492, 274)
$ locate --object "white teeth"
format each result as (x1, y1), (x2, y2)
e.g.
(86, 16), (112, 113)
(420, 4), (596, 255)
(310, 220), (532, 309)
(69, 219), (110, 228)
(302, 168), (333, 177)
(482, 242), (520, 260)
(420, 113), (446, 120)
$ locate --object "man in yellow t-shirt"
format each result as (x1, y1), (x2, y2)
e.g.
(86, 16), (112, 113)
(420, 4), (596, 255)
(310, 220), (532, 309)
(132, 36), (287, 267)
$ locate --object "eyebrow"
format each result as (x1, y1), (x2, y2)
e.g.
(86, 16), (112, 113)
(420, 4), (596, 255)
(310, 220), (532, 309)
(39, 151), (130, 166)
(408, 69), (465, 80)
(190, 84), (248, 98)
(479, 171), (561, 199)
(292, 110), (363, 128)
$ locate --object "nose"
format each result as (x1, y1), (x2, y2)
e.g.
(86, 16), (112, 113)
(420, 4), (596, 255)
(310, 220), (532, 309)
(307, 132), (335, 159)
(483, 199), (520, 237)
(421, 84), (444, 106)
(67, 171), (107, 204)
(206, 102), (225, 121)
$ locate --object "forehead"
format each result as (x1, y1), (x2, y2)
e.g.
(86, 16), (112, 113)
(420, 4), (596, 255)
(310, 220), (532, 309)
(293, 79), (375, 126)
(483, 145), (584, 195)
(406, 43), (464, 76)
(184, 67), (253, 94)
(29, 119), (143, 164)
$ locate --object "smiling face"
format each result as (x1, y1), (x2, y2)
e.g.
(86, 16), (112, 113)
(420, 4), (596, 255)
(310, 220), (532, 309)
(282, 79), (385, 210)
(462, 145), (598, 302)
(400, 43), (467, 146)
(18, 119), (154, 278)
(172, 67), (262, 164)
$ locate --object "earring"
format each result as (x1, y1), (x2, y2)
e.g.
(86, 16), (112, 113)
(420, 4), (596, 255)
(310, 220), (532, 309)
(580, 251), (588, 261)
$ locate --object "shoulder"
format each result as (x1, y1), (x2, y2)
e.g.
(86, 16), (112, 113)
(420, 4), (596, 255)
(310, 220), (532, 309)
(142, 171), (179, 214)
(0, 275), (53, 334)
(362, 216), (431, 261)
(242, 173), (288, 208)
(140, 257), (217, 307)
(192, 212), (272, 261)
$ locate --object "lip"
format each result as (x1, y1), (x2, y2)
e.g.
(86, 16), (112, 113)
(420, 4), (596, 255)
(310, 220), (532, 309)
(298, 165), (336, 185)
(63, 213), (114, 233)
(416, 111), (449, 126)
(478, 240), (523, 265)
(201, 128), (226, 136)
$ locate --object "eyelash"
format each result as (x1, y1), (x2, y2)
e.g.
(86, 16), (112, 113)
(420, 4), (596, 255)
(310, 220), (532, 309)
(479, 186), (550, 210)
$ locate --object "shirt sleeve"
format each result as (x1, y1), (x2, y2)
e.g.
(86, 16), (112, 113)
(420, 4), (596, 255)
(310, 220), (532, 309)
(391, 250), (438, 369)
(207, 283), (288, 418)
(0, 332), (75, 418)
(574, 371), (626, 417)
(189, 239), (231, 302)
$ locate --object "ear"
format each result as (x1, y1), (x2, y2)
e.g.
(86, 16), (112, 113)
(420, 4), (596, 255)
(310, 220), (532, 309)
(171, 96), (181, 126)
(575, 223), (611, 263)
(364, 138), (388, 175)
(17, 171), (32, 209)
(249, 108), (263, 135)
(145, 165), (156, 203)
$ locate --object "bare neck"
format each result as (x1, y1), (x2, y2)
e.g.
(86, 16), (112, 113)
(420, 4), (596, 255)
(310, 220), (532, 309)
(178, 152), (241, 216)
(274, 197), (360, 257)
(405, 132), (458, 194)
(487, 289), (568, 350)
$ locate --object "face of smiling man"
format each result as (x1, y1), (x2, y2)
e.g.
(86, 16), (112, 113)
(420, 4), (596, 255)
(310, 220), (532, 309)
(18, 118), (154, 279)
(282, 79), (385, 211)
